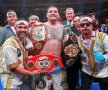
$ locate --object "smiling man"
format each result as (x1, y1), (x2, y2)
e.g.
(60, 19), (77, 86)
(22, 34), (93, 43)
(78, 16), (108, 90)
(36, 6), (67, 90)
(62, 8), (81, 90)
(0, 20), (39, 90)
(0, 10), (18, 46)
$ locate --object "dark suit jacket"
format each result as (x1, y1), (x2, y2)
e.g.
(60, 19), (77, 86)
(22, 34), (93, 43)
(62, 20), (68, 26)
(62, 20), (80, 36)
(61, 20), (81, 68)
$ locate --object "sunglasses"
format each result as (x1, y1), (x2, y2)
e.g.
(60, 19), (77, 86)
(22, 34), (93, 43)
(80, 22), (91, 27)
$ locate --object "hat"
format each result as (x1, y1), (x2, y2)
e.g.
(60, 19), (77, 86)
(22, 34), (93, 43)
(15, 20), (29, 27)
(80, 16), (92, 23)
(28, 15), (39, 20)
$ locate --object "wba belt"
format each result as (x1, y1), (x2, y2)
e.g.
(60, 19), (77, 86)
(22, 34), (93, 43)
(25, 55), (64, 73)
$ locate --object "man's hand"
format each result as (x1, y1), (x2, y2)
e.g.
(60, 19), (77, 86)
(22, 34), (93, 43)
(33, 70), (41, 75)
(94, 51), (105, 61)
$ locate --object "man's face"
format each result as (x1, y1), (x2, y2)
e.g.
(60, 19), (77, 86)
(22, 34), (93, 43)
(46, 7), (59, 21)
(29, 17), (39, 26)
(15, 24), (29, 39)
(7, 12), (18, 25)
(91, 15), (96, 21)
(74, 20), (80, 28)
(66, 9), (74, 22)
(79, 21), (93, 35)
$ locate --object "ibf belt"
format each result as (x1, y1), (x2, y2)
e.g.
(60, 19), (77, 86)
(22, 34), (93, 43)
(25, 55), (64, 73)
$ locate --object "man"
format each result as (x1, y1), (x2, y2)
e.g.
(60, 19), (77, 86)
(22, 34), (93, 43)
(0, 10), (18, 89)
(27, 15), (43, 56)
(62, 7), (81, 90)
(28, 15), (39, 27)
(62, 7), (80, 36)
(73, 16), (80, 33)
(78, 16), (108, 90)
(75, 12), (83, 18)
(62, 8), (74, 25)
(0, 10), (18, 46)
(0, 20), (39, 90)
(35, 6), (67, 90)
(28, 15), (40, 33)
(26, 15), (40, 90)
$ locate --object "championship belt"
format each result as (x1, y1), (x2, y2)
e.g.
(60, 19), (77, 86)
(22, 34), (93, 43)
(29, 22), (46, 55)
(63, 34), (80, 66)
(64, 24), (72, 35)
(31, 22), (45, 41)
(25, 55), (64, 73)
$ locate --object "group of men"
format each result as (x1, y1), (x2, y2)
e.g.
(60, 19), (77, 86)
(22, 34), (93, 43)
(0, 5), (108, 90)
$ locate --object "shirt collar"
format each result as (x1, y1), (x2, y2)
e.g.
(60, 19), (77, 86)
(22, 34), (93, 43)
(80, 31), (96, 41)
(67, 20), (73, 25)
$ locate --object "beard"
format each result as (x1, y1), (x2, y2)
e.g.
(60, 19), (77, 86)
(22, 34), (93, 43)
(82, 29), (90, 35)
(17, 31), (28, 39)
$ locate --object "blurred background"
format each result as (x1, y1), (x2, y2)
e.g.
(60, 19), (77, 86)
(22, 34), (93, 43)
(0, 0), (108, 26)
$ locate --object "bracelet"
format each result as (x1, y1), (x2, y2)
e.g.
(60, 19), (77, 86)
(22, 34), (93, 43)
(31, 72), (35, 77)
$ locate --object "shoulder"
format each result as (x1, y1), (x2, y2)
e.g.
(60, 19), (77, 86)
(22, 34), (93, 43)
(0, 25), (11, 33)
(2, 36), (18, 48)
(42, 22), (48, 27)
(2, 44), (15, 51)
(97, 31), (106, 39)
(3, 25), (10, 29)
(61, 21), (67, 25)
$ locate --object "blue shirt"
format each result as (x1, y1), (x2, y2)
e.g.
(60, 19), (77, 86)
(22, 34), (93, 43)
(0, 25), (16, 45)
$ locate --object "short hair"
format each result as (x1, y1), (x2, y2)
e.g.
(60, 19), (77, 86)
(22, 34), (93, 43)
(47, 5), (57, 9)
(7, 10), (17, 16)
(28, 15), (39, 20)
(47, 5), (58, 12)
(65, 7), (74, 13)
(87, 13), (95, 17)
(75, 12), (83, 17)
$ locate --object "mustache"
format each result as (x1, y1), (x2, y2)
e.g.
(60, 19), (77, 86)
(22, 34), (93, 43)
(17, 31), (28, 38)
(18, 31), (27, 34)
(82, 29), (89, 31)
(83, 28), (88, 30)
